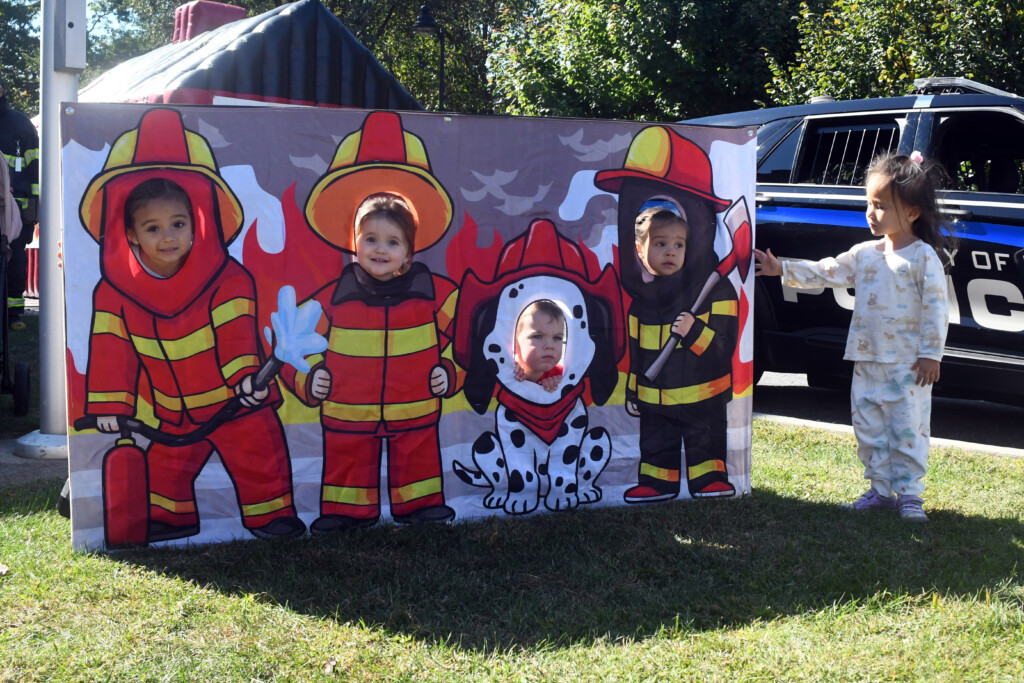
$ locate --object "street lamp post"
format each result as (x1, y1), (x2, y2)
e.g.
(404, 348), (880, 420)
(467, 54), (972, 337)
(411, 3), (445, 111)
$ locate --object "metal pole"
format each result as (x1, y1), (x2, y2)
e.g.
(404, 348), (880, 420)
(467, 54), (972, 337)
(17, 0), (80, 458)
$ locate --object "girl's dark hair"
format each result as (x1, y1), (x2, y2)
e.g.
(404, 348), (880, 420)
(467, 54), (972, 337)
(354, 193), (418, 251)
(124, 177), (194, 228)
(867, 153), (957, 268)
(634, 207), (688, 245)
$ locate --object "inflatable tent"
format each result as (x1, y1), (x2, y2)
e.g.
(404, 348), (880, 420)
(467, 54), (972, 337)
(77, 0), (422, 110)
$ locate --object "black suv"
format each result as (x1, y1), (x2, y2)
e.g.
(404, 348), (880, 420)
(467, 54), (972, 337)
(688, 78), (1024, 406)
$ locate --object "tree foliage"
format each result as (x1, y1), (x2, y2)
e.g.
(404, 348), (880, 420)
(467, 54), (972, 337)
(487, 0), (805, 121)
(767, 0), (1024, 105)
(0, 0), (40, 115)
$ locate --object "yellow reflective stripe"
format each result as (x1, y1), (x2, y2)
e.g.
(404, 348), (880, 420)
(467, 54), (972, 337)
(161, 326), (215, 361)
(690, 327), (715, 356)
(221, 354), (258, 380)
(628, 372), (637, 392)
(636, 374), (732, 405)
(392, 476), (442, 504)
(88, 391), (134, 406)
(152, 389), (182, 411)
(639, 463), (680, 483)
(637, 321), (671, 351)
(628, 314), (639, 340)
(437, 289), (459, 329)
(212, 297), (254, 327)
(23, 148), (40, 164)
(689, 459), (726, 480)
(241, 493), (292, 518)
(388, 322), (437, 356)
(329, 327), (385, 356)
(383, 398), (438, 421)
(711, 300), (738, 316)
(323, 485), (379, 506)
(182, 385), (234, 409)
(149, 492), (196, 514)
(92, 311), (128, 339)
(131, 334), (166, 360)
(697, 312), (710, 324)
(323, 401), (381, 423)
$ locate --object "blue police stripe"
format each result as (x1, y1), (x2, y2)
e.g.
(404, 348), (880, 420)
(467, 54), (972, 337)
(758, 205), (1024, 248)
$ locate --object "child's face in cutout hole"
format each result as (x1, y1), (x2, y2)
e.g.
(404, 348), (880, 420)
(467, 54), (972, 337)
(515, 308), (565, 381)
(127, 197), (194, 278)
(637, 222), (687, 276)
(355, 216), (412, 281)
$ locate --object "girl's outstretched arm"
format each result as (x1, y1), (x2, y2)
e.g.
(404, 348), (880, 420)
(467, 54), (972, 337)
(754, 248), (782, 277)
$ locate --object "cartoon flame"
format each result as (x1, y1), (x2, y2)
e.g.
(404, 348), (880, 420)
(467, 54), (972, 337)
(243, 183), (347, 353)
(445, 211), (503, 285)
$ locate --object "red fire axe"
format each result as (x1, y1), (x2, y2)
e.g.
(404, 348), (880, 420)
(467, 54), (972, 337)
(643, 197), (752, 382)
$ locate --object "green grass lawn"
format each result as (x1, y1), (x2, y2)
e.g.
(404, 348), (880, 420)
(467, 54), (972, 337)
(2, 421), (1023, 681)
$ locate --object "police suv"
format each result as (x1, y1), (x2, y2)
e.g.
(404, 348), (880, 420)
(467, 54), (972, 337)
(688, 77), (1024, 406)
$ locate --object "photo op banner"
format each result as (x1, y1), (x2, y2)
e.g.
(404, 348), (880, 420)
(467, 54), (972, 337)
(61, 104), (757, 551)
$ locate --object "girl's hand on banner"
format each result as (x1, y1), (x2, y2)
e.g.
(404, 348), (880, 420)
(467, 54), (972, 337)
(235, 374), (269, 407)
(753, 248), (782, 277)
(430, 365), (448, 396)
(311, 368), (332, 400)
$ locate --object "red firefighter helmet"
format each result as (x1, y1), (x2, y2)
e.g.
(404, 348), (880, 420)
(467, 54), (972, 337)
(304, 111), (453, 254)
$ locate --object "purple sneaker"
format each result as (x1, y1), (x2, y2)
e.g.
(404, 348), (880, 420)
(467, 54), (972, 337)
(898, 495), (929, 523)
(842, 488), (897, 511)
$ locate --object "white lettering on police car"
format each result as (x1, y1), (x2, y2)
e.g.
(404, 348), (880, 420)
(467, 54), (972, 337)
(946, 275), (960, 325)
(973, 251), (991, 270)
(967, 278), (1024, 332)
(943, 248), (958, 268)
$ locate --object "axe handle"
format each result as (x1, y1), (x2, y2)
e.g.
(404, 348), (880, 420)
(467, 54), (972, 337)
(642, 272), (721, 382)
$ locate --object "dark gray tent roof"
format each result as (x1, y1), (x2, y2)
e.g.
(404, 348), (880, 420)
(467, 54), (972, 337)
(79, 0), (422, 110)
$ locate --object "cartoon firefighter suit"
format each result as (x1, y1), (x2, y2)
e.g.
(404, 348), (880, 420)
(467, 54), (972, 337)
(81, 108), (305, 544)
(280, 111), (460, 534)
(595, 126), (739, 501)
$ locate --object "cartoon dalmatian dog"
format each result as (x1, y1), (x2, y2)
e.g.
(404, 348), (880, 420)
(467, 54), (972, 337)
(452, 219), (625, 515)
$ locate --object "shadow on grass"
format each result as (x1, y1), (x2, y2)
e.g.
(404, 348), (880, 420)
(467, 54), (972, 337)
(113, 489), (1023, 649)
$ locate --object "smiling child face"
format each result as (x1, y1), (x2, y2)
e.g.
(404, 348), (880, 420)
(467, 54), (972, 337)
(355, 215), (412, 281)
(127, 197), (194, 278)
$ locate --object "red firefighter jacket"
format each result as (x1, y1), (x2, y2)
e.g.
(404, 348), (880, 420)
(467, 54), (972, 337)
(282, 262), (459, 433)
(86, 259), (274, 426)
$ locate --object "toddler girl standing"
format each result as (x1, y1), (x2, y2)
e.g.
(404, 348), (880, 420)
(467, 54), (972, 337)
(755, 152), (952, 522)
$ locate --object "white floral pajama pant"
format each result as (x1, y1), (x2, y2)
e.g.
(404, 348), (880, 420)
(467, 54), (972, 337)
(850, 360), (932, 498)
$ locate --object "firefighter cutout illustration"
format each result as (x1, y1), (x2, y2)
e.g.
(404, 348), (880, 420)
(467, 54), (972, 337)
(595, 126), (750, 502)
(280, 111), (460, 534)
(451, 219), (625, 515)
(78, 108), (306, 547)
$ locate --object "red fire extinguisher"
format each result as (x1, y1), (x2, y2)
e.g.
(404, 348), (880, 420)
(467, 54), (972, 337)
(100, 436), (149, 549)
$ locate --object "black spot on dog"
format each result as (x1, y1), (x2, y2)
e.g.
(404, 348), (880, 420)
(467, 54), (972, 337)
(455, 468), (473, 484)
(555, 476), (564, 487)
(573, 305), (584, 318)
(526, 471), (534, 483)
(493, 472), (501, 483)
(558, 423), (569, 438)
(488, 344), (502, 354)
(474, 433), (495, 454)
(509, 289), (519, 298)
(496, 458), (505, 468)
(562, 445), (580, 466)
(505, 408), (518, 423)
(580, 320), (587, 329)
(579, 457), (586, 467)
(566, 483), (577, 494)
(590, 426), (608, 440)
(510, 430), (526, 448)
(560, 385), (574, 398)
(509, 470), (525, 492)
(568, 374), (576, 381)
(591, 446), (605, 462)
(583, 471), (592, 481)
(571, 415), (588, 430)
(538, 462), (548, 476)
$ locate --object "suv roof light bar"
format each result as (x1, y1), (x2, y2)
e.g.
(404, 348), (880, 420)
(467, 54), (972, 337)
(911, 77), (1019, 98)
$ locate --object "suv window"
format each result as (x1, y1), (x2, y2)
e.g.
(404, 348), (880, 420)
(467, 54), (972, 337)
(793, 116), (902, 186)
(932, 110), (1024, 194)
(757, 123), (801, 183)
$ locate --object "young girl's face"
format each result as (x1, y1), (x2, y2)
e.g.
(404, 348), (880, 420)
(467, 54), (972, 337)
(127, 197), (194, 277)
(866, 173), (921, 246)
(355, 215), (412, 281)
(637, 222), (687, 276)
(515, 309), (565, 379)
